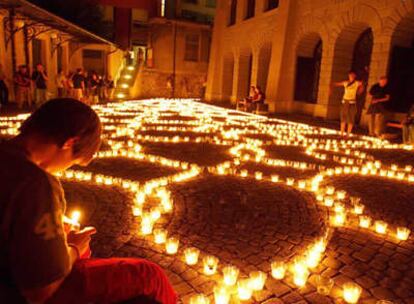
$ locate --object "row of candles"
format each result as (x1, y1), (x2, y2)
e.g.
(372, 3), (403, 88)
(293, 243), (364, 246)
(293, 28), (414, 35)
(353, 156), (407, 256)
(3, 99), (412, 304)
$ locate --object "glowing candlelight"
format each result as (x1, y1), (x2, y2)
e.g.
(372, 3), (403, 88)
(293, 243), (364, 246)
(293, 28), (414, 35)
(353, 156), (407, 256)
(165, 237), (179, 254)
(375, 221), (387, 234)
(359, 216), (371, 228)
(271, 261), (286, 279)
(240, 170), (248, 178)
(286, 178), (295, 186)
(293, 269), (309, 287)
(337, 191), (346, 200)
(248, 271), (267, 291)
(271, 175), (279, 182)
(184, 247), (200, 265)
(140, 215), (153, 235)
(237, 279), (253, 301)
(213, 285), (230, 304)
(132, 206), (142, 217)
(334, 203), (345, 213)
(397, 227), (410, 241)
(203, 256), (219, 275)
(305, 248), (322, 268)
(70, 210), (81, 230)
(189, 294), (210, 304)
(150, 208), (161, 221)
(324, 197), (334, 207)
(255, 171), (263, 180)
(326, 186), (335, 195)
(298, 180), (306, 189)
(343, 282), (362, 303)
(353, 203), (364, 215)
(153, 229), (167, 244)
(222, 265), (239, 286)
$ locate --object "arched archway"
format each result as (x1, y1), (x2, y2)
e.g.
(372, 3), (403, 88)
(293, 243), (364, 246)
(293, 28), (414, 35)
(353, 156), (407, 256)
(294, 33), (322, 103)
(222, 54), (234, 101)
(388, 12), (414, 112)
(236, 50), (253, 99)
(330, 23), (374, 120)
(257, 43), (272, 93)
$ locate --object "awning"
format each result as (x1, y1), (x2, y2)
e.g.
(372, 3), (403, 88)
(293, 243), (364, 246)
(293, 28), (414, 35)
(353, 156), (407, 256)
(0, 0), (120, 47)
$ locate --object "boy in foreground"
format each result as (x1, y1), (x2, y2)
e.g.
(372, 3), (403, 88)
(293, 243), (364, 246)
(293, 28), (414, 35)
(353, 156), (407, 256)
(0, 98), (177, 304)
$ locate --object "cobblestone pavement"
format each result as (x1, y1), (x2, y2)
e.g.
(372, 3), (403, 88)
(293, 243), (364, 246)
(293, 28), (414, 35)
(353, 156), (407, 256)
(1, 99), (414, 304)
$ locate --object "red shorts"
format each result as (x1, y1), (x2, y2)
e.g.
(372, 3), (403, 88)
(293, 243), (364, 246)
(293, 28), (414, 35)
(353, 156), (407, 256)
(47, 258), (177, 304)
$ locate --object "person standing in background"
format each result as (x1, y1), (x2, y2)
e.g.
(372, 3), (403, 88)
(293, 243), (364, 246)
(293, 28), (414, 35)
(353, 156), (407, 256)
(331, 71), (364, 136)
(56, 69), (67, 98)
(367, 76), (390, 138)
(14, 65), (32, 109)
(71, 68), (85, 102)
(0, 64), (9, 108)
(32, 63), (48, 107)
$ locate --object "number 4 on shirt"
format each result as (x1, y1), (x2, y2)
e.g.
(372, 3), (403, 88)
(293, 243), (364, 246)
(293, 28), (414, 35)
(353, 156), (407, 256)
(34, 212), (63, 240)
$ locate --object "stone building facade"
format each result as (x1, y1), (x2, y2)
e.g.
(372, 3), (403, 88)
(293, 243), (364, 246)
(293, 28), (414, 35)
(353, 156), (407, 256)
(206, 0), (414, 121)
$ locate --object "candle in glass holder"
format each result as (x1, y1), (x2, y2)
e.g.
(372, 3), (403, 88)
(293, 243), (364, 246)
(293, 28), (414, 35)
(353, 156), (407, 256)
(153, 229), (167, 244)
(286, 178), (295, 186)
(132, 206), (142, 217)
(324, 197), (334, 207)
(189, 294), (210, 304)
(248, 271), (267, 291)
(237, 279), (253, 301)
(343, 282), (362, 304)
(271, 261), (286, 279)
(334, 203), (345, 213)
(240, 169), (248, 178)
(184, 247), (200, 265)
(165, 237), (179, 254)
(271, 175), (279, 183)
(203, 256), (219, 275)
(326, 186), (335, 195)
(213, 285), (230, 304)
(315, 275), (334, 296)
(255, 171), (263, 180)
(305, 248), (322, 268)
(396, 227), (410, 241)
(359, 216), (371, 228)
(375, 221), (388, 234)
(222, 265), (239, 286)
(150, 208), (161, 221)
(298, 180), (306, 189)
(337, 191), (346, 200)
(140, 215), (153, 235)
(293, 268), (309, 287)
(331, 212), (346, 226)
(353, 203), (364, 215)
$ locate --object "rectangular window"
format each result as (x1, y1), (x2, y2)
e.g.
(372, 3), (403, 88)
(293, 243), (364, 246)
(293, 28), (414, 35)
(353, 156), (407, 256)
(228, 0), (237, 26)
(265, 0), (279, 11)
(245, 0), (255, 19)
(184, 34), (200, 62)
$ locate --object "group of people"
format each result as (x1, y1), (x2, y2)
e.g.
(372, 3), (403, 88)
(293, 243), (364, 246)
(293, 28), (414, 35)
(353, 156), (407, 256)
(332, 71), (414, 144)
(237, 85), (266, 112)
(0, 64), (115, 110)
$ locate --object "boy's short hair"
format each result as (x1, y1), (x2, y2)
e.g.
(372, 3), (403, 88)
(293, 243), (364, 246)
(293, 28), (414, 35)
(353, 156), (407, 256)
(19, 98), (102, 160)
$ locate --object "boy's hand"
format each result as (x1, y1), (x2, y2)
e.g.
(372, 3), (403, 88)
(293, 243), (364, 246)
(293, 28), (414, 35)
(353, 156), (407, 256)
(67, 227), (97, 257)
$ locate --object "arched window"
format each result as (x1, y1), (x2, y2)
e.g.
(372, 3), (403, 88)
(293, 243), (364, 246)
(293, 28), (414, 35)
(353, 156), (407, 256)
(229, 0), (237, 26)
(245, 0), (255, 19)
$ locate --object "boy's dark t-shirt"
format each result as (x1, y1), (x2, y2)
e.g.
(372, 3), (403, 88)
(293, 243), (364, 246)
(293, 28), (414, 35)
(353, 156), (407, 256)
(72, 74), (85, 89)
(367, 83), (390, 114)
(0, 143), (70, 302)
(32, 71), (47, 89)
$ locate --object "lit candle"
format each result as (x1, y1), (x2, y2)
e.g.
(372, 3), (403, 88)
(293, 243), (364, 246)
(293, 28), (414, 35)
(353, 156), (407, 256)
(150, 208), (161, 221)
(305, 248), (322, 268)
(353, 203), (364, 215)
(396, 227), (410, 241)
(189, 294), (210, 304)
(184, 247), (200, 265)
(141, 215), (153, 235)
(240, 169), (248, 178)
(255, 171), (263, 180)
(153, 229), (167, 244)
(70, 210), (81, 231)
(293, 269), (309, 287)
(248, 271), (267, 291)
(237, 279), (253, 301)
(271, 175), (279, 182)
(213, 285), (230, 304)
(359, 216), (371, 228)
(375, 221), (387, 234)
(298, 180), (306, 189)
(222, 265), (239, 286)
(165, 237), (179, 254)
(132, 206), (142, 217)
(324, 197), (334, 207)
(271, 261), (286, 279)
(334, 203), (345, 213)
(286, 178), (295, 186)
(203, 256), (219, 275)
(326, 186), (335, 195)
(342, 282), (362, 304)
